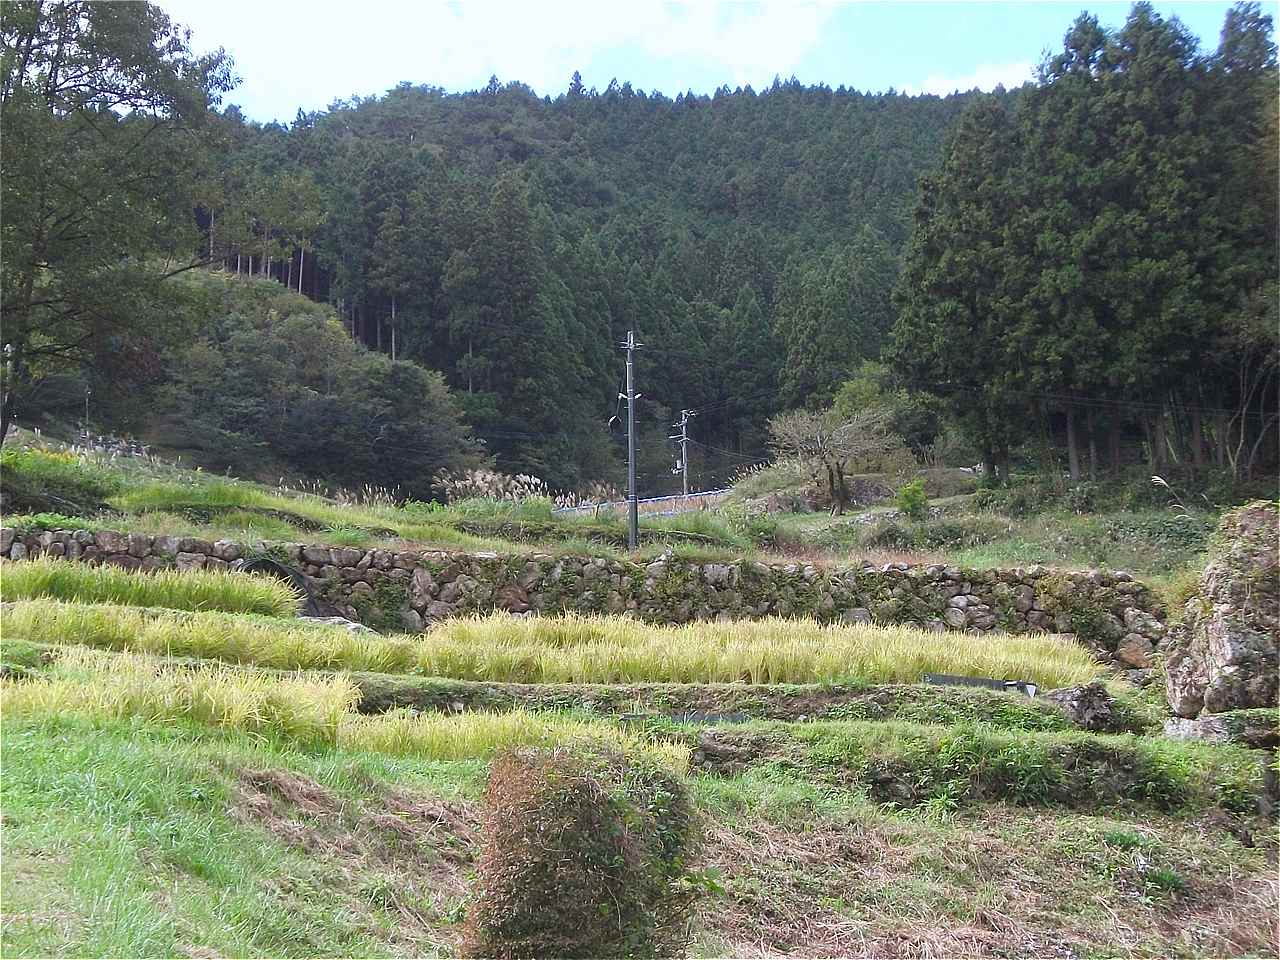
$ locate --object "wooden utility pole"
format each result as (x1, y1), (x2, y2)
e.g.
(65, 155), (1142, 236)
(621, 330), (642, 550)
(670, 408), (694, 496)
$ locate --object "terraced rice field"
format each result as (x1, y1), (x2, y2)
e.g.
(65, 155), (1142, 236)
(1, 560), (1275, 958)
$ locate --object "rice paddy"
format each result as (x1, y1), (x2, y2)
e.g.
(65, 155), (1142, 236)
(1, 600), (1101, 689)
(0, 647), (689, 768)
(1, 557), (300, 617)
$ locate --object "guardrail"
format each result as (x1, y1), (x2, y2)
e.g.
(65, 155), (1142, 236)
(553, 488), (731, 518)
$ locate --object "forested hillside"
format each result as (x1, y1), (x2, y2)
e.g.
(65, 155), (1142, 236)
(198, 80), (974, 487)
(3, 0), (1275, 497)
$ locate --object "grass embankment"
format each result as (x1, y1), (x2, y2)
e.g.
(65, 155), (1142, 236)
(689, 719), (1265, 814)
(1, 443), (754, 557)
(0, 647), (689, 769)
(1, 558), (300, 617)
(0, 600), (1101, 689)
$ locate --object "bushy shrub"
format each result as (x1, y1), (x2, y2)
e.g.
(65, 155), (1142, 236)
(0, 447), (120, 514)
(972, 479), (1059, 518)
(860, 519), (915, 550)
(914, 515), (1011, 549)
(5, 512), (96, 535)
(717, 501), (777, 547)
(895, 478), (928, 520)
(462, 744), (699, 959)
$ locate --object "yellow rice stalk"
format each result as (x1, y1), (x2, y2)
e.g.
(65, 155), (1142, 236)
(2, 601), (1100, 689)
(0, 647), (359, 745)
(341, 708), (690, 772)
(0, 557), (299, 617)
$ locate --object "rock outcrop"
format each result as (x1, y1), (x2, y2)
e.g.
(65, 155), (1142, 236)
(1041, 682), (1122, 732)
(1164, 501), (1279, 719)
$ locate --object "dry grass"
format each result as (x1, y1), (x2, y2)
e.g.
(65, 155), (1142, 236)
(1, 601), (1100, 689)
(0, 557), (300, 617)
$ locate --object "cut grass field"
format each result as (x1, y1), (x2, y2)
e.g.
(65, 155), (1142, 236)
(1, 600), (1102, 689)
(1, 558), (300, 617)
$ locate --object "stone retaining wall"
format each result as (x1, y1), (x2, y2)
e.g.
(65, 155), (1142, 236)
(0, 527), (1167, 663)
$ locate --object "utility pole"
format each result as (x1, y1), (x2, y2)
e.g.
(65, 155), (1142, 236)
(621, 330), (642, 550)
(669, 409), (694, 496)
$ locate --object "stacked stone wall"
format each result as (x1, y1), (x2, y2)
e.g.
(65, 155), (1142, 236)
(0, 527), (1167, 661)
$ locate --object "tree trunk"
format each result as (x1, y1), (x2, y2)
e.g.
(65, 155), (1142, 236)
(0, 384), (15, 447)
(391, 296), (397, 362)
(1086, 409), (1098, 481)
(1065, 404), (1080, 481)
(1110, 414), (1122, 474)
(1191, 408), (1204, 467)
(1153, 408), (1168, 470)
(982, 447), (996, 485)
(298, 247), (305, 294)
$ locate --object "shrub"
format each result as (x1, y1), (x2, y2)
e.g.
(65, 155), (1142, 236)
(5, 512), (96, 535)
(462, 744), (699, 959)
(0, 446), (120, 514)
(914, 516), (1011, 549)
(895, 478), (929, 520)
(859, 518), (916, 550)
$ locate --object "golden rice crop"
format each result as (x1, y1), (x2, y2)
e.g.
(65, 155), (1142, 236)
(0, 599), (417, 673)
(416, 613), (1101, 689)
(0, 557), (300, 617)
(1, 648), (688, 768)
(0, 647), (358, 745)
(1, 601), (1099, 689)
(341, 709), (689, 772)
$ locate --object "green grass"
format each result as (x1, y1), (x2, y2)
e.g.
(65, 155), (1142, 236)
(0, 712), (486, 958)
(1, 557), (301, 617)
(2, 601), (1103, 689)
(5, 712), (1272, 960)
(0, 446), (121, 515)
(783, 719), (1264, 813)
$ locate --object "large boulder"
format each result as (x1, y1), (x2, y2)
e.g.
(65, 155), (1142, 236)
(1164, 501), (1279, 719)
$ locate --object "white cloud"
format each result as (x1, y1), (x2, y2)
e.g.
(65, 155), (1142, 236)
(902, 61), (1035, 97)
(158, 0), (836, 121)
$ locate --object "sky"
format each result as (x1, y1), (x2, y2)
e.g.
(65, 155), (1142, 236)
(157, 0), (1264, 123)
